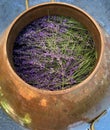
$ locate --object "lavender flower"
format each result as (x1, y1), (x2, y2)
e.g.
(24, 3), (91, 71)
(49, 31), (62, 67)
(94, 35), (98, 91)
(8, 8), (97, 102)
(13, 15), (96, 91)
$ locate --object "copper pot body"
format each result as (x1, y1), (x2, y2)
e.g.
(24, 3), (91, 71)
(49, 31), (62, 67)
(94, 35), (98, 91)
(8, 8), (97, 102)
(0, 2), (110, 130)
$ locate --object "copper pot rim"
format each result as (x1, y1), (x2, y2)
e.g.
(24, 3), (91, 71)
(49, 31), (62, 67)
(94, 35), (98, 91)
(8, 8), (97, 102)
(5, 2), (104, 95)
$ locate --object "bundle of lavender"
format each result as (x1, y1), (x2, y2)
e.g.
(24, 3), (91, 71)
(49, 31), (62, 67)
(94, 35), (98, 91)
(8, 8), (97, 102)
(13, 15), (97, 91)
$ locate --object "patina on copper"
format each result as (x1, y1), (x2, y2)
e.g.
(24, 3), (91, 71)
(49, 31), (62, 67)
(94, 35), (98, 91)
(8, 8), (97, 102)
(0, 2), (110, 130)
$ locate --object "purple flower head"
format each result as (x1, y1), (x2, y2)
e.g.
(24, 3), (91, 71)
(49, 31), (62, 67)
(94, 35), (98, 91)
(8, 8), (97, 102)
(13, 15), (96, 91)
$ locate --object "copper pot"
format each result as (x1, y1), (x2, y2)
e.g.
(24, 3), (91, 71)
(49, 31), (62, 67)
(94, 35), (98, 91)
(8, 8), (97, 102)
(0, 2), (110, 130)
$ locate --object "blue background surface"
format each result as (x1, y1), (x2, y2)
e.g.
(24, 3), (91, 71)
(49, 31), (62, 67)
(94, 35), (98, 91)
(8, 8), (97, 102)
(0, 0), (110, 130)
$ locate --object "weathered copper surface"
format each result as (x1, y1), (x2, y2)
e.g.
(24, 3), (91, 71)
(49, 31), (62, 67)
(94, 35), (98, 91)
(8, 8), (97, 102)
(0, 2), (110, 130)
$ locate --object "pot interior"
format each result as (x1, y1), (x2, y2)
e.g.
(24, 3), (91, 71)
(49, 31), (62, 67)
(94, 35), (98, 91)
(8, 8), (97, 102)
(6, 3), (102, 88)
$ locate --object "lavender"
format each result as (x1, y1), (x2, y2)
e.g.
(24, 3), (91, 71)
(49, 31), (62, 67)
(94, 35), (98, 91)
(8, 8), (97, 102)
(13, 15), (97, 91)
